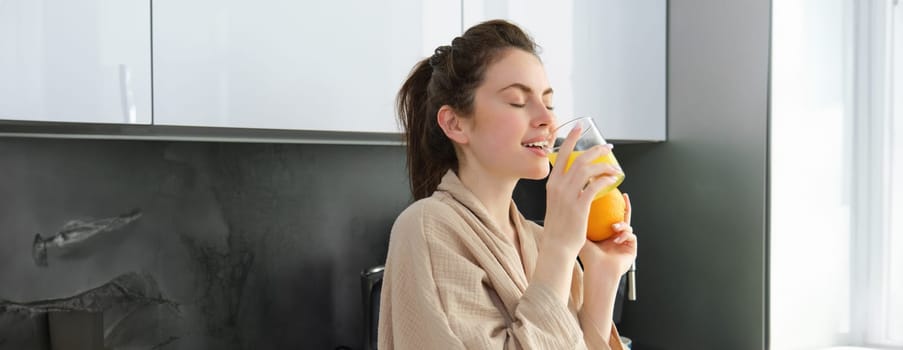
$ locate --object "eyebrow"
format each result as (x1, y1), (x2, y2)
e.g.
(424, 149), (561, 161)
(498, 83), (554, 96)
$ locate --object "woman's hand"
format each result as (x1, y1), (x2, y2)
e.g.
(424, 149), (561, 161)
(579, 192), (637, 279)
(542, 127), (624, 255)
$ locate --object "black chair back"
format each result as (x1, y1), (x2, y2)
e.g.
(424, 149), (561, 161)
(360, 265), (384, 350)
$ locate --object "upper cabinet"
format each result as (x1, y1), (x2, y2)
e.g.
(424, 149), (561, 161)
(152, 0), (460, 133)
(0, 1), (665, 141)
(0, 0), (151, 124)
(464, 0), (666, 141)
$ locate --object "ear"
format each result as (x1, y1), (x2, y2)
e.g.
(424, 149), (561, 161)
(437, 105), (469, 144)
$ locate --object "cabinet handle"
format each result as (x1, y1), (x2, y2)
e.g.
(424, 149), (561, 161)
(627, 262), (637, 301)
(119, 64), (137, 123)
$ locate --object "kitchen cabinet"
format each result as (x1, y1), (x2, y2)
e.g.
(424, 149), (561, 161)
(0, 0), (152, 124)
(463, 0), (667, 141)
(152, 1), (460, 133)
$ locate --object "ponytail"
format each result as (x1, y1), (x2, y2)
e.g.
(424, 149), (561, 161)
(397, 59), (456, 200)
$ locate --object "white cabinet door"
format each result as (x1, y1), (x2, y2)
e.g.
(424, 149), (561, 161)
(463, 0), (666, 141)
(0, 0), (151, 124)
(153, 1), (460, 133)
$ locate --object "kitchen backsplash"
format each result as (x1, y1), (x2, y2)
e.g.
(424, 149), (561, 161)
(0, 137), (552, 349)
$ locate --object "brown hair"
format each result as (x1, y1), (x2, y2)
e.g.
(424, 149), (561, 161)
(397, 19), (540, 200)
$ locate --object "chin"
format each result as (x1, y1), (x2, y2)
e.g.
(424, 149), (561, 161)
(522, 164), (551, 180)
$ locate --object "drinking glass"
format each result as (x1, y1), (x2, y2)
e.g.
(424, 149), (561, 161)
(549, 117), (624, 199)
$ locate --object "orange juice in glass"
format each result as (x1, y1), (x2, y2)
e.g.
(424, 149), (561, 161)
(549, 117), (624, 199)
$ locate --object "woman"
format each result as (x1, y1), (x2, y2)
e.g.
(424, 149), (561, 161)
(379, 19), (637, 349)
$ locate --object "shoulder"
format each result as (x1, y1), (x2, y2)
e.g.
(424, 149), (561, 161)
(392, 194), (464, 238)
(386, 195), (471, 265)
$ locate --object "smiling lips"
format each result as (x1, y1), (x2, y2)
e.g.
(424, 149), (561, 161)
(521, 140), (549, 156)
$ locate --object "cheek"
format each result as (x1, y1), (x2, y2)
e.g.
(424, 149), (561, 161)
(471, 101), (524, 148)
(485, 118), (521, 146)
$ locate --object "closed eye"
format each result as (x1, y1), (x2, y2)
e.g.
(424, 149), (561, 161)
(510, 103), (554, 110)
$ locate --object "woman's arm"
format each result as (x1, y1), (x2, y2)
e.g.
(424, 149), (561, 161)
(578, 266), (622, 346)
(577, 193), (637, 348)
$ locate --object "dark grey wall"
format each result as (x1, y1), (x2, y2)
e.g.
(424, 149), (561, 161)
(0, 138), (410, 349)
(615, 0), (770, 349)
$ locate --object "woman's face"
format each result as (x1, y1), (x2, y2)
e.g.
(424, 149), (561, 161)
(462, 48), (556, 181)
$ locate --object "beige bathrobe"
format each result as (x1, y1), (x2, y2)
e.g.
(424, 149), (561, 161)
(378, 171), (624, 349)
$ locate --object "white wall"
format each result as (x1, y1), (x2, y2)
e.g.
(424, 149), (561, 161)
(770, 0), (854, 348)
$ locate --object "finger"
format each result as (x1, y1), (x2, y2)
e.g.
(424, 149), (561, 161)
(624, 193), (632, 225)
(580, 175), (620, 201)
(612, 222), (633, 234)
(570, 144), (613, 172)
(580, 161), (622, 181)
(549, 126), (583, 176)
(565, 150), (611, 192)
(568, 158), (620, 187)
(613, 231), (638, 245)
(577, 163), (623, 198)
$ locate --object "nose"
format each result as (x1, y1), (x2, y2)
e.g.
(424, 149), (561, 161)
(531, 106), (554, 129)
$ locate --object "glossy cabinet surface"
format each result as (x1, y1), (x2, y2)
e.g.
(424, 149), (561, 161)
(152, 0), (460, 133)
(1, 1), (665, 142)
(0, 0), (151, 124)
(463, 0), (667, 141)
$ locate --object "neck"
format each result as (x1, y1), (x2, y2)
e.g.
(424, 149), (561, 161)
(456, 163), (519, 235)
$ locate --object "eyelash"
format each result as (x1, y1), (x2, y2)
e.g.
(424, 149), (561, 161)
(509, 103), (555, 111)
